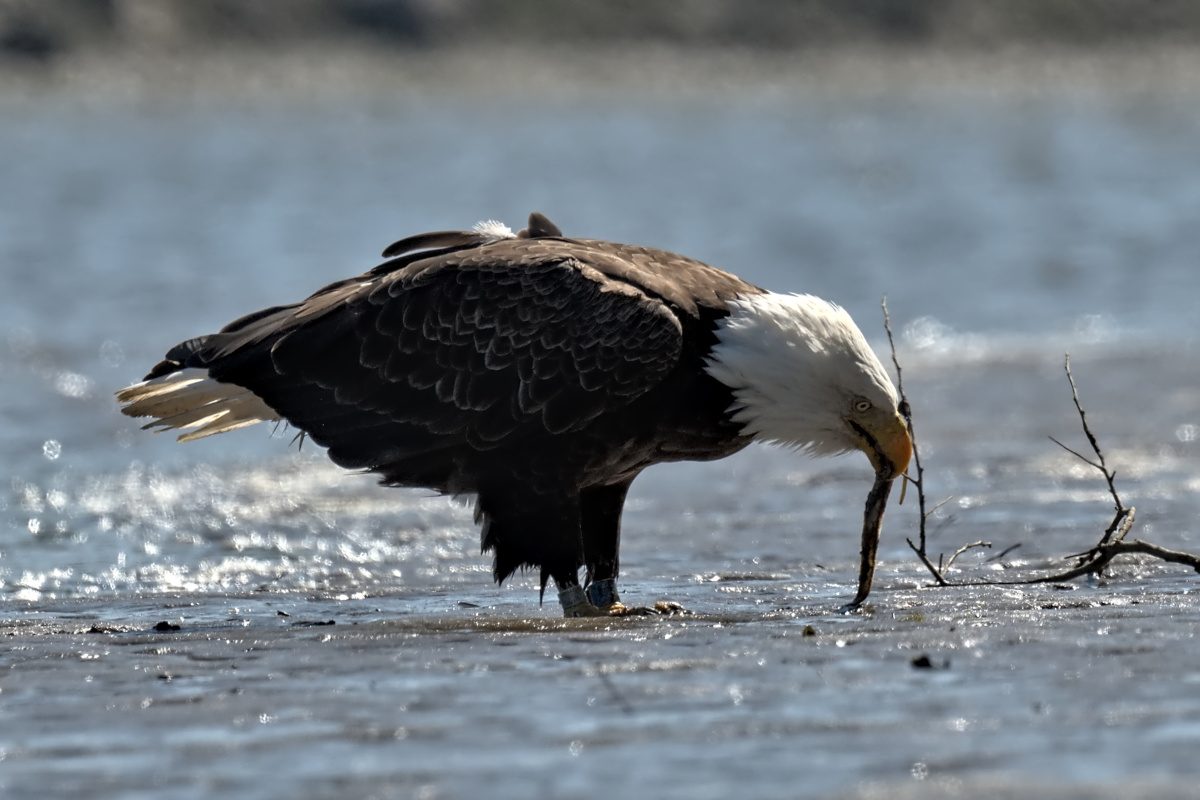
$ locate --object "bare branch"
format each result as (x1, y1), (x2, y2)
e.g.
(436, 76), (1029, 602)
(905, 537), (949, 586)
(1047, 435), (1103, 471)
(942, 541), (992, 573)
(986, 543), (1022, 563)
(1115, 539), (1200, 572)
(926, 496), (954, 519)
(1112, 505), (1136, 543)
(879, 301), (1200, 596)
(882, 297), (931, 555)
(1063, 355), (1106, 468)
(1063, 355), (1123, 519)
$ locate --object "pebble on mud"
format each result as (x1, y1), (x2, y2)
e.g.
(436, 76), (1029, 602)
(911, 654), (950, 669)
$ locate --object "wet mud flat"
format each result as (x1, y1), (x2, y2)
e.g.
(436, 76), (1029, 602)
(3, 566), (1199, 800)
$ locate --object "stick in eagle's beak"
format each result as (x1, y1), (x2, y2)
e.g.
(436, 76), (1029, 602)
(848, 413), (912, 607)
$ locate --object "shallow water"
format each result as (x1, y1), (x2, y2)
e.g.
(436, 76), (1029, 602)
(2, 83), (1199, 798)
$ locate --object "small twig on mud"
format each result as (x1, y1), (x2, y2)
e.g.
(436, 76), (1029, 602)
(1049, 355), (1126, 548)
(985, 543), (1022, 563)
(942, 541), (992, 574)
(881, 330), (1200, 590)
(882, 298), (973, 586)
(1013, 356), (1200, 582)
(1020, 358), (1136, 581)
(882, 299), (935, 577)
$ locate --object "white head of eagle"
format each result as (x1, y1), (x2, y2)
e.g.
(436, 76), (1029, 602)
(117, 212), (912, 617)
(706, 292), (910, 473)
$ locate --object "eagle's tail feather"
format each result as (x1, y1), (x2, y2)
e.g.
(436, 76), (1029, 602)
(116, 368), (279, 442)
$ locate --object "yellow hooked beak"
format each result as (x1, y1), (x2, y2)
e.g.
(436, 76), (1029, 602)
(876, 412), (912, 478)
(853, 412), (912, 480)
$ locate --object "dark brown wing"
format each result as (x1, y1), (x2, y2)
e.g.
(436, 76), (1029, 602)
(278, 252), (683, 453)
(193, 241), (738, 479)
(157, 224), (761, 482)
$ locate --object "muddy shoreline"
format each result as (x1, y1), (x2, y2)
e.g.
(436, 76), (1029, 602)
(4, 566), (1200, 799)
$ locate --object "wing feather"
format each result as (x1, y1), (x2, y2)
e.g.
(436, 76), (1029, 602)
(328, 260), (674, 456)
(140, 226), (761, 477)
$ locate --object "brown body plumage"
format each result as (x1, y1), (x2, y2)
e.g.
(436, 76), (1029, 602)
(126, 214), (764, 596)
(120, 213), (911, 615)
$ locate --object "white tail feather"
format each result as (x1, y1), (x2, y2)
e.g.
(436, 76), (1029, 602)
(116, 369), (279, 442)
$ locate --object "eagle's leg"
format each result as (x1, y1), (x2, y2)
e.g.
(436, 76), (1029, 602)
(555, 481), (681, 618)
(580, 481), (686, 616)
(556, 580), (594, 618)
(578, 482), (686, 618)
(580, 482), (630, 615)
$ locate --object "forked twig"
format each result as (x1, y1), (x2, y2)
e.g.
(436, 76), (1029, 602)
(1007, 358), (1199, 582)
(882, 298), (981, 585)
(942, 541), (992, 573)
(1050, 355), (1125, 545)
(881, 305), (1200, 591)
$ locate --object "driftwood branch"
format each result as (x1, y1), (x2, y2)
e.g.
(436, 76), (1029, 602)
(883, 298), (988, 586)
(942, 541), (993, 573)
(881, 303), (1200, 590)
(882, 299), (948, 586)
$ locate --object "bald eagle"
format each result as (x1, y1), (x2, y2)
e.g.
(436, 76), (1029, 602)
(118, 213), (911, 616)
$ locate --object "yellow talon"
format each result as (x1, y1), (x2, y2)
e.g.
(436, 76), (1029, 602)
(600, 601), (685, 617)
(561, 583), (686, 617)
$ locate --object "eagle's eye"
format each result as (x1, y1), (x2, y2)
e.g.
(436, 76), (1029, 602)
(853, 399), (872, 413)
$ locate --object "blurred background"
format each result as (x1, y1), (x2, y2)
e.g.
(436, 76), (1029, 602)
(3, 3), (1200, 799)
(7, 0), (1200, 61)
